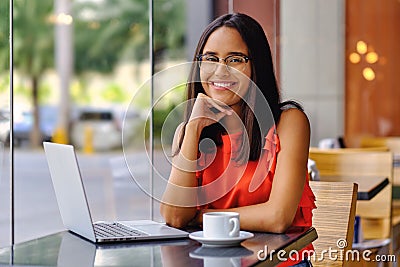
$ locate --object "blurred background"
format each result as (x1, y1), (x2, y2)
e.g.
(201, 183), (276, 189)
(0, 0), (399, 247)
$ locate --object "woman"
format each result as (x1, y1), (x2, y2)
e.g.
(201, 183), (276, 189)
(160, 13), (315, 265)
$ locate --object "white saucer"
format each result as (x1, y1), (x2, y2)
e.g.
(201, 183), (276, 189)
(189, 231), (254, 247)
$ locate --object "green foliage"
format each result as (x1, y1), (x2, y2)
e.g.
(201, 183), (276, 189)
(6, 0), (187, 81)
(13, 0), (54, 77)
(153, 0), (186, 60)
(0, 75), (9, 93)
(14, 84), (30, 96)
(70, 80), (91, 105)
(73, 0), (186, 74)
(153, 103), (177, 138)
(73, 0), (149, 74)
(13, 82), (52, 105)
(101, 83), (127, 103)
(131, 84), (151, 109)
(0, 0), (10, 74)
(38, 83), (52, 104)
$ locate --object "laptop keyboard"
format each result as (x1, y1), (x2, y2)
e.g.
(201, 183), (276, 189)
(94, 222), (146, 238)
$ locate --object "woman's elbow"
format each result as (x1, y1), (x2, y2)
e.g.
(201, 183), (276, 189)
(160, 204), (192, 229)
(271, 221), (292, 234)
(159, 205), (181, 228)
(164, 217), (188, 229)
(267, 211), (294, 234)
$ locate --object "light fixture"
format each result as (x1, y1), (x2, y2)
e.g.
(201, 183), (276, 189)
(366, 52), (378, 64)
(351, 41), (379, 81)
(356, 41), (368, 54)
(349, 52), (361, 64)
(363, 67), (375, 81)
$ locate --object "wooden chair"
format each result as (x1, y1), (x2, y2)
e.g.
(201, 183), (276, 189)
(309, 181), (358, 267)
(309, 149), (394, 266)
(360, 137), (400, 151)
(309, 148), (393, 241)
(360, 136), (400, 186)
(360, 136), (400, 261)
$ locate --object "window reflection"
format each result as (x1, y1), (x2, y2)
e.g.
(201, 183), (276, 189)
(12, 0), (153, 244)
(0, 0), (10, 247)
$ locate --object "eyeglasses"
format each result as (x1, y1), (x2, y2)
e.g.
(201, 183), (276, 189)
(196, 54), (250, 74)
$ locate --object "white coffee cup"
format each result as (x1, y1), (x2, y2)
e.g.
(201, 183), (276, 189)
(203, 212), (240, 238)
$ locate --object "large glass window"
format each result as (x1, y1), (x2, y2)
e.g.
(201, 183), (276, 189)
(0, 0), (10, 248)
(150, 0), (187, 221)
(11, 0), (153, 244)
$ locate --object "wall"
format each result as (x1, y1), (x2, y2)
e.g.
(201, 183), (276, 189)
(280, 0), (345, 146)
(345, 0), (400, 147)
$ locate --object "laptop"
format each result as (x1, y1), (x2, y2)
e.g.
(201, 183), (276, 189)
(43, 142), (188, 243)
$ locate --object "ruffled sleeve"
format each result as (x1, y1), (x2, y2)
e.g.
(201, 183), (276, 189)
(263, 126), (280, 176)
(292, 174), (317, 227)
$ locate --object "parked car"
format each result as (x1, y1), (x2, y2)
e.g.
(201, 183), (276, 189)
(70, 109), (122, 151)
(0, 109), (10, 145)
(114, 107), (142, 146)
(13, 106), (58, 146)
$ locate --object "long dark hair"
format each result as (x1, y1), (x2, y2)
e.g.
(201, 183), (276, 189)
(179, 13), (302, 162)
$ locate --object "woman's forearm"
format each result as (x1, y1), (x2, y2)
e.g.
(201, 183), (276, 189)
(197, 201), (296, 234)
(160, 122), (202, 228)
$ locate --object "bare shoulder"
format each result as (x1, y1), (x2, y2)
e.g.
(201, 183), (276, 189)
(276, 108), (310, 145)
(278, 108), (309, 130)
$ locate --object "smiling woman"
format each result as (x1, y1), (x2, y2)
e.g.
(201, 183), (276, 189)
(160, 13), (315, 267)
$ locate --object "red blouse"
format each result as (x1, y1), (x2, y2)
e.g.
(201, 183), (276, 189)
(196, 127), (316, 266)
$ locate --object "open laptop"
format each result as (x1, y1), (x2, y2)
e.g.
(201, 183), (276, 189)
(43, 142), (188, 243)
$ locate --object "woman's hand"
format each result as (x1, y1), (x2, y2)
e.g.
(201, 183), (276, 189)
(187, 93), (233, 131)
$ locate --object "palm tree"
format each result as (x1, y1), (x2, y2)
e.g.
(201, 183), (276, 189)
(9, 0), (186, 148)
(73, 0), (149, 74)
(73, 0), (185, 73)
(13, 0), (54, 147)
(0, 0), (10, 75)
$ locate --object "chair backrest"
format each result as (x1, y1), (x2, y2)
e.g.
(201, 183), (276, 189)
(309, 148), (393, 240)
(360, 136), (400, 152)
(309, 181), (358, 267)
(360, 136), (400, 186)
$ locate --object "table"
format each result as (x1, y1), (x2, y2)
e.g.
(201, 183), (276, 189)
(319, 175), (389, 200)
(0, 227), (317, 267)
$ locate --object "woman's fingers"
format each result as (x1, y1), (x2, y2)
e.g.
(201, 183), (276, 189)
(197, 93), (233, 116)
(190, 96), (225, 122)
(188, 93), (234, 128)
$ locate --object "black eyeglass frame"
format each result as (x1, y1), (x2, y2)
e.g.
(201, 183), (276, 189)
(196, 53), (251, 73)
